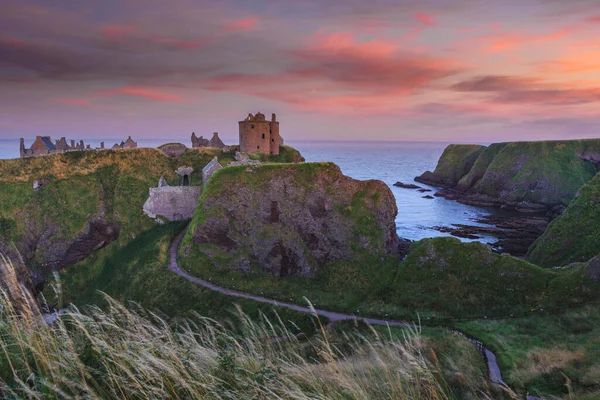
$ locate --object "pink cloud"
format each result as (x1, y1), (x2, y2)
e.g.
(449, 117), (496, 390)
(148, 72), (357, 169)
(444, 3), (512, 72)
(52, 98), (90, 106)
(224, 16), (259, 31)
(96, 86), (184, 102)
(0, 37), (26, 47)
(414, 12), (437, 27)
(203, 30), (461, 114)
(102, 25), (137, 40)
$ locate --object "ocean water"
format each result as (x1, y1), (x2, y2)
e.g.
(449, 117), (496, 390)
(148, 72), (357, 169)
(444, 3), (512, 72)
(0, 138), (501, 242)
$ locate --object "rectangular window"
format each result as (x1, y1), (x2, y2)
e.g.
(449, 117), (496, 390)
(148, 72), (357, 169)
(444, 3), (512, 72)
(271, 138), (274, 142)
(251, 124), (255, 129)
(257, 146), (260, 149)
(262, 133), (265, 139)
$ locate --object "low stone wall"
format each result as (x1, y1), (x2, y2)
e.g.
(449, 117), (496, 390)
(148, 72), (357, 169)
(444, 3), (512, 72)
(143, 186), (202, 221)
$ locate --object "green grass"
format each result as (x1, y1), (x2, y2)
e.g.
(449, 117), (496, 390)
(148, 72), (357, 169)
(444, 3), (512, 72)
(469, 140), (599, 204)
(418, 144), (485, 187)
(180, 231), (600, 322)
(458, 304), (600, 398)
(58, 222), (315, 332)
(0, 146), (300, 279)
(528, 171), (600, 267)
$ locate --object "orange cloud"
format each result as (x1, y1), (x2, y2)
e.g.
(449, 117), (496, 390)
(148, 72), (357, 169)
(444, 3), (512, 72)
(52, 98), (90, 106)
(224, 16), (259, 31)
(96, 86), (184, 102)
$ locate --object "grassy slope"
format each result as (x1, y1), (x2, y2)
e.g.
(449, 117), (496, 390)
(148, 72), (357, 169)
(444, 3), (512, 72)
(58, 222), (316, 331)
(419, 144), (485, 187)
(528, 171), (600, 267)
(458, 304), (600, 398)
(471, 140), (599, 204)
(456, 143), (507, 191)
(0, 146), (300, 274)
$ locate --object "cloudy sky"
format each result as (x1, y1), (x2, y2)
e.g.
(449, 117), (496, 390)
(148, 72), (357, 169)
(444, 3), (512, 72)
(1, 0), (600, 142)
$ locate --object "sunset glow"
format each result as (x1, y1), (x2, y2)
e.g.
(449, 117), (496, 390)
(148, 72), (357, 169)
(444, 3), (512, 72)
(1, 0), (600, 142)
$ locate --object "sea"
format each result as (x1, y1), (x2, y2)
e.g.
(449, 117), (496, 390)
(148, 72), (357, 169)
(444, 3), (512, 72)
(0, 138), (503, 243)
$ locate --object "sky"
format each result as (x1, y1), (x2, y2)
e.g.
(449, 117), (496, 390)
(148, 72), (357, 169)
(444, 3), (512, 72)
(1, 0), (600, 143)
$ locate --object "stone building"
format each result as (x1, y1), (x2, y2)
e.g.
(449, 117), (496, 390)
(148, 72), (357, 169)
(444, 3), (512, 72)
(191, 132), (209, 148)
(143, 167), (202, 221)
(20, 136), (134, 158)
(20, 136), (83, 158)
(191, 132), (227, 150)
(239, 112), (280, 155)
(202, 157), (222, 186)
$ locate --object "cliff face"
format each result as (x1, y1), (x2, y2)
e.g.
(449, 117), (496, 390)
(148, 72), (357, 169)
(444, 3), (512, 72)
(528, 171), (600, 267)
(416, 140), (600, 212)
(181, 163), (399, 278)
(415, 144), (485, 188)
(0, 146), (303, 284)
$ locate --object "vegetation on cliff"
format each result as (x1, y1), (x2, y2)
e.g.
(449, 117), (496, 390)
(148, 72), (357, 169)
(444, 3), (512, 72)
(416, 139), (600, 210)
(415, 144), (485, 188)
(459, 303), (600, 398)
(2, 258), (494, 399)
(0, 146), (301, 282)
(528, 171), (600, 267)
(181, 162), (398, 278)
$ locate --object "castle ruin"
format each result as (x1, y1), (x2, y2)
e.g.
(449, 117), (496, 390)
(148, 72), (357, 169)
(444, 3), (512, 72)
(20, 136), (136, 158)
(191, 132), (226, 150)
(239, 112), (280, 155)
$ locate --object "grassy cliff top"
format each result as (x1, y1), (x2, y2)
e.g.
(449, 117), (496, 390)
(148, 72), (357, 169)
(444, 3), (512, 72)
(0, 147), (230, 183)
(528, 171), (600, 267)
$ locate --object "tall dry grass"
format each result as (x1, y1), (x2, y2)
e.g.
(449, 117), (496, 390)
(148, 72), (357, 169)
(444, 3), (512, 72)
(0, 254), (491, 399)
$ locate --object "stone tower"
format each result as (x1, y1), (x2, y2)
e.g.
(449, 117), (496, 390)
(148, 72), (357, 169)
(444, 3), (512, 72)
(239, 112), (280, 155)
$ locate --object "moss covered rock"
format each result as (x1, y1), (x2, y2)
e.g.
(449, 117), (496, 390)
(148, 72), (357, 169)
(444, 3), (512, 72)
(0, 146), (302, 283)
(181, 162), (398, 277)
(417, 139), (600, 212)
(415, 144), (485, 188)
(528, 172), (600, 267)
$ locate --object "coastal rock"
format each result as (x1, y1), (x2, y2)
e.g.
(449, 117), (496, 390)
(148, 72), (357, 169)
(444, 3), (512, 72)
(393, 181), (421, 189)
(528, 171), (600, 267)
(415, 144), (485, 188)
(416, 139), (600, 212)
(422, 195), (434, 199)
(182, 162), (399, 278)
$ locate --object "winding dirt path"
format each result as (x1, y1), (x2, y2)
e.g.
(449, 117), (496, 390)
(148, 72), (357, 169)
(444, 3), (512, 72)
(169, 230), (542, 400)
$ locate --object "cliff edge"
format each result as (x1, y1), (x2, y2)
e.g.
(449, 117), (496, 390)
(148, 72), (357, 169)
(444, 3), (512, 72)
(528, 171), (600, 267)
(415, 139), (600, 212)
(181, 162), (399, 277)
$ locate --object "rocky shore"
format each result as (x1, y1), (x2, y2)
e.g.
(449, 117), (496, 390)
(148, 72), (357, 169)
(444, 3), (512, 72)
(433, 214), (550, 256)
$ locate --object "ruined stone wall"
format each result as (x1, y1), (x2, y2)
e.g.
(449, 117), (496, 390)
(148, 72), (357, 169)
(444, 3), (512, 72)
(239, 120), (274, 154)
(143, 186), (202, 221)
(202, 157), (223, 186)
(269, 121), (280, 155)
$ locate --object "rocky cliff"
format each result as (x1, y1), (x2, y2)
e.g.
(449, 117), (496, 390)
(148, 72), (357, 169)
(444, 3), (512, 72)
(0, 146), (303, 285)
(528, 171), (600, 267)
(415, 144), (485, 188)
(416, 139), (600, 212)
(181, 162), (399, 277)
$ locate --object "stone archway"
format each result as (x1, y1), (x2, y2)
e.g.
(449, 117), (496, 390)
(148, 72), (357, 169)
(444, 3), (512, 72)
(182, 175), (190, 186)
